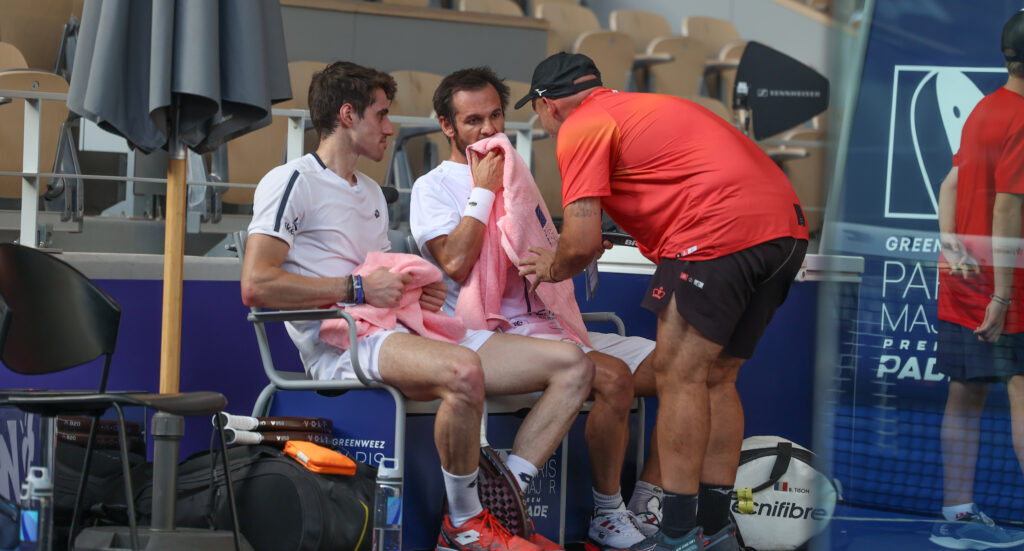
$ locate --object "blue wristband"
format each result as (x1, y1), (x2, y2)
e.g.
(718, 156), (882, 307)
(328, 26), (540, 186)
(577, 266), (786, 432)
(354, 274), (364, 304)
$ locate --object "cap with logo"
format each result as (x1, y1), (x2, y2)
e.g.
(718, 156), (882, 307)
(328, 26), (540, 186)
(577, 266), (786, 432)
(1003, 9), (1024, 63)
(513, 52), (603, 109)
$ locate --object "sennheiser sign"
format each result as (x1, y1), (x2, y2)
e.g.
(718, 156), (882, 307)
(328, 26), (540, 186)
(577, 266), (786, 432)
(755, 88), (824, 98)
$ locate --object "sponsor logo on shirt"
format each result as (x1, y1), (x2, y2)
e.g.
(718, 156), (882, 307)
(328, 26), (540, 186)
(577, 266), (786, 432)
(651, 286), (666, 299)
(374, 209), (381, 219)
(284, 216), (299, 235)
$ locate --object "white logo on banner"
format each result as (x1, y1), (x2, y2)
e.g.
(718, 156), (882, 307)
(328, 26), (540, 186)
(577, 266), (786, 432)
(884, 65), (1003, 220)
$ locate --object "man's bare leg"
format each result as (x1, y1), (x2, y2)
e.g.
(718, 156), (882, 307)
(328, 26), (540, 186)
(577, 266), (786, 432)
(652, 296), (723, 538)
(475, 333), (593, 467)
(585, 351), (635, 496)
(940, 380), (988, 509)
(377, 333), (484, 475)
(695, 353), (744, 535)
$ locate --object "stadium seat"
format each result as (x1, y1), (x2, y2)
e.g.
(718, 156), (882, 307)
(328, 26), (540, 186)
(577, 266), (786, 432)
(0, 0), (79, 70)
(536, 3), (600, 54)
(530, 0), (577, 18)
(0, 70), (69, 199)
(380, 0), (430, 6)
(458, 0), (524, 17)
(224, 60), (323, 207)
(573, 30), (636, 92)
(0, 41), (28, 70)
(681, 16), (747, 102)
(775, 128), (827, 234)
(609, 9), (673, 54)
(646, 36), (708, 98)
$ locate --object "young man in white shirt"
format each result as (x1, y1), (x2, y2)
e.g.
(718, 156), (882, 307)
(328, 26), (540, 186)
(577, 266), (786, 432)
(241, 61), (593, 551)
(409, 67), (663, 551)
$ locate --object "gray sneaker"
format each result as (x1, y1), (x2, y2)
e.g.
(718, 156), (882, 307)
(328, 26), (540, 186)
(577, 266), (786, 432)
(930, 510), (1024, 549)
(627, 527), (702, 551)
(703, 523), (739, 551)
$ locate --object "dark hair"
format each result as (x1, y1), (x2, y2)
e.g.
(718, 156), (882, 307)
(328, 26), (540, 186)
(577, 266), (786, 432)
(308, 61), (397, 140)
(432, 66), (510, 127)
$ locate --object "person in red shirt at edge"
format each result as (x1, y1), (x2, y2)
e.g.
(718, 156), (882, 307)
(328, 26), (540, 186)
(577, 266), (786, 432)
(515, 53), (809, 551)
(931, 11), (1024, 551)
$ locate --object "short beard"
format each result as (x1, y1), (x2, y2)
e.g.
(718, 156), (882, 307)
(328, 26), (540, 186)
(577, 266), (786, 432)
(451, 130), (472, 160)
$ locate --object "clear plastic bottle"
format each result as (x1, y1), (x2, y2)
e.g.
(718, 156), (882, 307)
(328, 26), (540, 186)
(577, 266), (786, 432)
(18, 466), (52, 551)
(372, 460), (402, 551)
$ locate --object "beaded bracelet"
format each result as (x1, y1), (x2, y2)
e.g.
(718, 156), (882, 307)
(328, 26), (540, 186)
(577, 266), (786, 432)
(990, 294), (1012, 306)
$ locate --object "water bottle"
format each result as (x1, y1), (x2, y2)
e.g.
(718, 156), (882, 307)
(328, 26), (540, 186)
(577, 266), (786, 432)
(18, 467), (52, 551)
(372, 460), (402, 551)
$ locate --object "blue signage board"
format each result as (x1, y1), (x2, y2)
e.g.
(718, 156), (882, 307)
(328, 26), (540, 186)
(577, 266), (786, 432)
(829, 2), (1024, 521)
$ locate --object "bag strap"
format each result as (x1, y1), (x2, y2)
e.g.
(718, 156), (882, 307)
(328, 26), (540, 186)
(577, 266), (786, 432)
(733, 441), (794, 514)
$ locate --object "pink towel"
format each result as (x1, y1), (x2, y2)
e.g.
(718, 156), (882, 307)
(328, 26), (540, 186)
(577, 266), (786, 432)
(320, 252), (466, 349)
(455, 134), (590, 347)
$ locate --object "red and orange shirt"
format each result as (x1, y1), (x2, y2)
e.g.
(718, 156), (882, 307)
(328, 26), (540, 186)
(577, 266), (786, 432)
(557, 88), (808, 264)
(938, 86), (1024, 333)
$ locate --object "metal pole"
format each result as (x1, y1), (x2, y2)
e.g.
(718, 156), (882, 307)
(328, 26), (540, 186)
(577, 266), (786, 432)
(20, 98), (40, 247)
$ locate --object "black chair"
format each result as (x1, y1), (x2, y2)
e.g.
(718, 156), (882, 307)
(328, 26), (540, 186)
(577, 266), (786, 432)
(0, 243), (241, 551)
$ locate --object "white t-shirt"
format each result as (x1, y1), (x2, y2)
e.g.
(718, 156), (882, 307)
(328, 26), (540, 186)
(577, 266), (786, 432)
(248, 153), (391, 379)
(409, 161), (544, 321)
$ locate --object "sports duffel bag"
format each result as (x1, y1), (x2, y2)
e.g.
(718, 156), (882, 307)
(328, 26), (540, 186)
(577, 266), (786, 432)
(135, 444), (376, 551)
(731, 436), (837, 550)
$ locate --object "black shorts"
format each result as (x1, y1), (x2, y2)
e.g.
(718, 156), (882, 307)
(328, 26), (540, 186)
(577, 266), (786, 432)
(935, 320), (1024, 382)
(641, 237), (808, 359)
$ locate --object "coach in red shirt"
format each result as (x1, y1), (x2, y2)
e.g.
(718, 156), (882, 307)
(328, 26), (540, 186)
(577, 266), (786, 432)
(516, 53), (808, 551)
(931, 11), (1024, 550)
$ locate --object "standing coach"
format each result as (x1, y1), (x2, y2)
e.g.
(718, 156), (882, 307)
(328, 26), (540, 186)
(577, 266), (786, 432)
(516, 53), (809, 551)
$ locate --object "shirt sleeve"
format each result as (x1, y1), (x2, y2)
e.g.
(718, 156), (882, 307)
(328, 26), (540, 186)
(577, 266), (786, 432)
(995, 116), (1024, 195)
(409, 177), (462, 253)
(248, 165), (308, 247)
(557, 106), (619, 208)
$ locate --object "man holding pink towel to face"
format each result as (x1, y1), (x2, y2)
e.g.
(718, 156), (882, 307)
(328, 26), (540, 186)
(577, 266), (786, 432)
(410, 67), (660, 551)
(241, 61), (592, 551)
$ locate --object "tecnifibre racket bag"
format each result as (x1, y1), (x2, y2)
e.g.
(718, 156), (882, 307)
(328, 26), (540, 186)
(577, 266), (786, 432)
(731, 436), (837, 550)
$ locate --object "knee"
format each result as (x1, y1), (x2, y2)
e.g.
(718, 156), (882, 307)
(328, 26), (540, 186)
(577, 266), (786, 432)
(442, 350), (485, 407)
(565, 346), (595, 395)
(593, 358), (635, 409)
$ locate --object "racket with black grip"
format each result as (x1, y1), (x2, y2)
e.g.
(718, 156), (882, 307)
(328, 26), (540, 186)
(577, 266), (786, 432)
(442, 419), (532, 539)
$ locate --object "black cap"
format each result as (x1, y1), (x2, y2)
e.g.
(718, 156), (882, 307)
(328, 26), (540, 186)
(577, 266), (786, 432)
(513, 52), (602, 109)
(1003, 10), (1024, 63)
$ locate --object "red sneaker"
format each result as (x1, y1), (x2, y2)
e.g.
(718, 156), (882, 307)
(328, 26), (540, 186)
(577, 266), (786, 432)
(437, 509), (542, 551)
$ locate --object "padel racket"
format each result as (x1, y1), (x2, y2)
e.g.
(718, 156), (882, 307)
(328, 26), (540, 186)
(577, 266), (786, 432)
(215, 413), (333, 434)
(224, 428), (333, 447)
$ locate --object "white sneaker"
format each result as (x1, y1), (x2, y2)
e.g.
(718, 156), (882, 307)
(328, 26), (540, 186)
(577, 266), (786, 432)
(586, 506), (646, 550)
(630, 495), (662, 538)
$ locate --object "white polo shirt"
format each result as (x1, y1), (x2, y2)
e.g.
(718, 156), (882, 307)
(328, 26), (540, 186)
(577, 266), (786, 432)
(248, 153), (391, 380)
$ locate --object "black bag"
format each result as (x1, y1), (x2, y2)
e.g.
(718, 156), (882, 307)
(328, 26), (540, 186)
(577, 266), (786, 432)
(136, 445), (376, 551)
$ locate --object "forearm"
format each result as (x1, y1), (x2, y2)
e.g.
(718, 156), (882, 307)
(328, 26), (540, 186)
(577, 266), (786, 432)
(243, 266), (349, 310)
(991, 192), (1023, 299)
(551, 197), (604, 281)
(429, 218), (487, 282)
(938, 167), (959, 236)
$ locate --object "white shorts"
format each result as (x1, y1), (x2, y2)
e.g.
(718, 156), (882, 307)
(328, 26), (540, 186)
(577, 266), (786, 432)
(505, 313), (654, 373)
(327, 326), (495, 382)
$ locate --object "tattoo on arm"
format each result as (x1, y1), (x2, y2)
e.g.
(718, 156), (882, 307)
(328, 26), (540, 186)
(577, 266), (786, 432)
(566, 198), (600, 218)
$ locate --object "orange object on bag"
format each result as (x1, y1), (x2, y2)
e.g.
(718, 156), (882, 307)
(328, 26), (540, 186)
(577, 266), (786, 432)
(283, 440), (356, 475)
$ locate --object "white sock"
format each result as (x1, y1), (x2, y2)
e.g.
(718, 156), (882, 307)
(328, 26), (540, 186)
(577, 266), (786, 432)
(594, 488), (625, 511)
(628, 481), (664, 515)
(943, 503), (976, 522)
(443, 467), (483, 527)
(505, 454), (539, 493)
